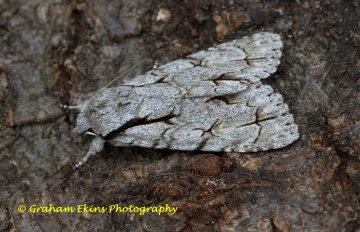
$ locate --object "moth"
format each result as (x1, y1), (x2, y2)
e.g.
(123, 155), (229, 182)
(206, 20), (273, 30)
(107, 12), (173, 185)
(60, 32), (299, 168)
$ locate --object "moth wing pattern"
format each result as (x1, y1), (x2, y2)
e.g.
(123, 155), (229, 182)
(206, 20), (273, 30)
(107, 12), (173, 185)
(69, 32), (299, 167)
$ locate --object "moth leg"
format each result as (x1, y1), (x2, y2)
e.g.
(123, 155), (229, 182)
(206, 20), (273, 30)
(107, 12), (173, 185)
(74, 136), (105, 169)
(58, 104), (83, 111)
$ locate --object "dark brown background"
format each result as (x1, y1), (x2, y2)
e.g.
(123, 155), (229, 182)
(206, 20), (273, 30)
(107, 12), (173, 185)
(0, 0), (359, 231)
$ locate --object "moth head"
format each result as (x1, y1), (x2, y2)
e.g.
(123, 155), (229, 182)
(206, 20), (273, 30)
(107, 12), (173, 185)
(73, 112), (91, 134)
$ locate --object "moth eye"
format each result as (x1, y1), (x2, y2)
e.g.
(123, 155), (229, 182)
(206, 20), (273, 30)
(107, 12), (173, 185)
(191, 154), (233, 177)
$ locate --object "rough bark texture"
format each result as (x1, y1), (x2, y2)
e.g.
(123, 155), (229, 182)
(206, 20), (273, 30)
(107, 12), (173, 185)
(0, 0), (359, 231)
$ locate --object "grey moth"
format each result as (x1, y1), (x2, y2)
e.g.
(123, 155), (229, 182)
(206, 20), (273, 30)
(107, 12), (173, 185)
(60, 32), (299, 168)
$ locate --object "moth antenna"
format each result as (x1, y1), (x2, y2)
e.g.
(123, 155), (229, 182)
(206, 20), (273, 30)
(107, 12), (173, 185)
(80, 58), (151, 112)
(58, 104), (81, 111)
